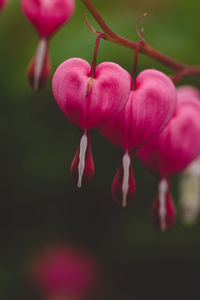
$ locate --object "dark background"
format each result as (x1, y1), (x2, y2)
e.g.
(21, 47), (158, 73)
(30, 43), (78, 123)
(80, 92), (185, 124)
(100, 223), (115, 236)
(0, 0), (200, 299)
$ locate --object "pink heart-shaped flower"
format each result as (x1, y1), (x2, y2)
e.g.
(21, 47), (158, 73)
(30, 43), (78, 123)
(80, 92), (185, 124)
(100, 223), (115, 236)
(21, 0), (75, 37)
(99, 69), (177, 207)
(136, 97), (200, 177)
(52, 58), (131, 130)
(100, 69), (177, 151)
(52, 57), (131, 188)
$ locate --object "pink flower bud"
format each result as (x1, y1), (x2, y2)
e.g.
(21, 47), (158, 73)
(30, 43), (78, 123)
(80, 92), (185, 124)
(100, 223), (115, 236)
(52, 57), (131, 187)
(100, 69), (177, 206)
(152, 178), (176, 231)
(21, 0), (75, 37)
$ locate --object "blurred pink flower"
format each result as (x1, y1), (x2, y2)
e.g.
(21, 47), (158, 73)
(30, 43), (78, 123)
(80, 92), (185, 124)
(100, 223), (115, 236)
(30, 245), (99, 300)
(0, 0), (8, 11)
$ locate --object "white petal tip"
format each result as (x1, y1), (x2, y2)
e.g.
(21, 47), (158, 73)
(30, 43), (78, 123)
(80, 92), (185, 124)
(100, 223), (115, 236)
(77, 182), (82, 189)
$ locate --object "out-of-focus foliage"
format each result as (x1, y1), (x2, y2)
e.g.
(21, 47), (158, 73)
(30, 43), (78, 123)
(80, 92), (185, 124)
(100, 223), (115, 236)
(0, 0), (200, 299)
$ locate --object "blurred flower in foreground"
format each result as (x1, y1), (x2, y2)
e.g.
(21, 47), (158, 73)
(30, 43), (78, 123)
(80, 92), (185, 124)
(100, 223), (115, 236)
(0, 0), (8, 11)
(29, 245), (99, 300)
(179, 157), (200, 225)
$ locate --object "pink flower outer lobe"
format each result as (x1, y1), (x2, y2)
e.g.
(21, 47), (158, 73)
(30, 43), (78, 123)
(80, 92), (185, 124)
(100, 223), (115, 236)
(21, 0), (75, 37)
(99, 69), (177, 151)
(136, 97), (200, 178)
(52, 58), (132, 130)
(176, 85), (200, 103)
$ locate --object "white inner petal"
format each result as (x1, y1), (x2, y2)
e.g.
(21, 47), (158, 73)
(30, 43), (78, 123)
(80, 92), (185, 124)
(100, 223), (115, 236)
(185, 157), (200, 176)
(158, 178), (168, 230)
(122, 152), (131, 208)
(78, 132), (88, 188)
(34, 38), (47, 91)
(180, 174), (200, 223)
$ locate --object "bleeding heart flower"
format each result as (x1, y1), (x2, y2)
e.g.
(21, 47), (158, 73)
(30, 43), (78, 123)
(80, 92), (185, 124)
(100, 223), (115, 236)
(136, 86), (200, 230)
(0, 0), (8, 11)
(21, 0), (75, 91)
(100, 69), (177, 207)
(52, 57), (131, 187)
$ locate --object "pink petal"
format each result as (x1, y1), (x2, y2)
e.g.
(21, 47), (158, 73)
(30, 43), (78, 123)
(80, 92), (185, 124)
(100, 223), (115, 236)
(136, 98), (200, 177)
(177, 85), (200, 103)
(21, 0), (75, 37)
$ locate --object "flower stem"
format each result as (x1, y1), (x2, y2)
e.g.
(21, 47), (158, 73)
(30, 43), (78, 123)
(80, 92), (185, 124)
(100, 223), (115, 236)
(131, 40), (143, 90)
(90, 33), (104, 78)
(81, 0), (200, 81)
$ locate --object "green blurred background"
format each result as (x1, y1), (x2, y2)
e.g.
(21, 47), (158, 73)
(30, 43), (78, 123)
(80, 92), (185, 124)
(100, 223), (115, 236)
(0, 0), (200, 299)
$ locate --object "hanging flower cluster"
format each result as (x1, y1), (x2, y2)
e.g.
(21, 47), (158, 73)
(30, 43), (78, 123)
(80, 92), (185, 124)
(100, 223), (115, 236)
(2, 0), (198, 231)
(47, 1), (200, 231)
(52, 32), (178, 210)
